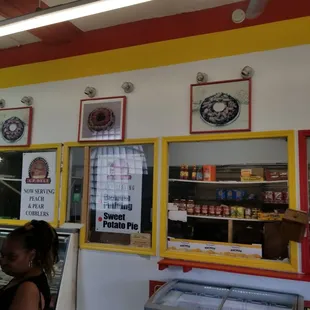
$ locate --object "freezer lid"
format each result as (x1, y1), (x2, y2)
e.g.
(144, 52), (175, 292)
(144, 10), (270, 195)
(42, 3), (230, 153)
(145, 280), (303, 310)
(221, 287), (299, 310)
(145, 280), (230, 310)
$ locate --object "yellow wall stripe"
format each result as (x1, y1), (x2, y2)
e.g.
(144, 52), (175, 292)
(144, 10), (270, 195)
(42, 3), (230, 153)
(0, 17), (309, 89)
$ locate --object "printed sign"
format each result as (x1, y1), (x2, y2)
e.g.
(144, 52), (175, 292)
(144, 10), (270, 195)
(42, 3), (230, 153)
(167, 238), (262, 259)
(130, 233), (151, 248)
(20, 152), (56, 222)
(95, 154), (143, 234)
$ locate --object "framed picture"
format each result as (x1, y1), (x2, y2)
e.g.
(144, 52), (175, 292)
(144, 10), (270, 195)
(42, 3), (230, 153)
(190, 78), (251, 134)
(78, 96), (126, 142)
(0, 107), (33, 147)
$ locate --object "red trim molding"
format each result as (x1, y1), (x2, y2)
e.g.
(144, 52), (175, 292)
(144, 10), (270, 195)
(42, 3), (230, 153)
(158, 259), (310, 282)
(149, 281), (165, 297)
(298, 130), (310, 274)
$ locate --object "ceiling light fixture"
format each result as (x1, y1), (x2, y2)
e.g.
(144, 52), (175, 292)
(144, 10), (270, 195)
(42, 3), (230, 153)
(0, 0), (152, 38)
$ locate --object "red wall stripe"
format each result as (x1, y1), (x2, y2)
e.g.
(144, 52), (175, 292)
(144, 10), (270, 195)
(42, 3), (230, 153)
(158, 259), (310, 281)
(0, 0), (309, 69)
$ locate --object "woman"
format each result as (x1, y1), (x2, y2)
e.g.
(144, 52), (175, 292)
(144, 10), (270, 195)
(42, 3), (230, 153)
(0, 220), (59, 310)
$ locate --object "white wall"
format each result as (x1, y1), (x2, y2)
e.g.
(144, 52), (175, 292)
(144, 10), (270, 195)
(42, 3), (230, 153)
(169, 139), (288, 165)
(1, 45), (310, 143)
(1, 45), (310, 309)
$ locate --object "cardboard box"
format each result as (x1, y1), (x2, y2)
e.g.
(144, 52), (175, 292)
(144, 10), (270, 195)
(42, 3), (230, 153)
(130, 233), (151, 248)
(265, 170), (288, 181)
(203, 165), (216, 181)
(241, 168), (264, 182)
(281, 209), (308, 242)
(264, 222), (289, 260)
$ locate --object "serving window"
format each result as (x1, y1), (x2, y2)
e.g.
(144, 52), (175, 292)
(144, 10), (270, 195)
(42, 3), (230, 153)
(160, 131), (298, 272)
(62, 139), (158, 255)
(297, 130), (310, 274)
(0, 144), (61, 226)
(62, 147), (84, 224)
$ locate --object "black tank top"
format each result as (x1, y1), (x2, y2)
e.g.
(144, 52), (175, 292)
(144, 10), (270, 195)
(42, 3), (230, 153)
(0, 272), (51, 310)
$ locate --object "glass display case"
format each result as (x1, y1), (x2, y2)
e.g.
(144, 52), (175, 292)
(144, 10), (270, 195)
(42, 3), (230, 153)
(62, 139), (158, 256)
(160, 131), (298, 272)
(0, 227), (78, 310)
(145, 279), (304, 310)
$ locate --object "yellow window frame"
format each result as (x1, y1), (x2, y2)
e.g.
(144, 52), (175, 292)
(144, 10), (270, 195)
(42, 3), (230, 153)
(61, 138), (159, 256)
(0, 143), (62, 228)
(160, 130), (298, 273)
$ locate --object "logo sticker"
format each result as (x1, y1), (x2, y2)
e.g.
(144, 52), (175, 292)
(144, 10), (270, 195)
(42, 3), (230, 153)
(26, 157), (51, 184)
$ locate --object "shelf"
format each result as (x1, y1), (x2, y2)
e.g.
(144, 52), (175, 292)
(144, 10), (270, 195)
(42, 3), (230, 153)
(214, 200), (288, 206)
(0, 178), (21, 182)
(157, 259), (310, 282)
(169, 179), (287, 185)
(187, 215), (281, 222)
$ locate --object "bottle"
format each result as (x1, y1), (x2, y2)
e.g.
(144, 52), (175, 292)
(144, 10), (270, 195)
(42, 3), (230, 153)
(184, 165), (189, 180)
(191, 165), (197, 180)
(180, 165), (184, 179)
(196, 166), (203, 181)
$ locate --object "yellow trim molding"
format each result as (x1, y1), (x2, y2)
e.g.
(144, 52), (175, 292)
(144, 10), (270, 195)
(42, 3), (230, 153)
(62, 138), (159, 256)
(159, 130), (298, 273)
(0, 143), (62, 228)
(0, 18), (309, 88)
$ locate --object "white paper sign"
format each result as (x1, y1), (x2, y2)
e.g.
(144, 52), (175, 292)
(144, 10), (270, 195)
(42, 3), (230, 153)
(20, 152), (56, 222)
(167, 238), (262, 259)
(95, 154), (143, 234)
(168, 211), (187, 222)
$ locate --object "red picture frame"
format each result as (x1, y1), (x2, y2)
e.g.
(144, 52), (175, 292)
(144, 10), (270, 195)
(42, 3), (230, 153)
(190, 78), (252, 134)
(298, 130), (310, 274)
(0, 106), (33, 147)
(78, 96), (126, 142)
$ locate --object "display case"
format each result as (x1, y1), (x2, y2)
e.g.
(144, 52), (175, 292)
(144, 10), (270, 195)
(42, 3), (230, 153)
(0, 144), (61, 227)
(145, 279), (304, 310)
(61, 139), (158, 256)
(0, 227), (78, 310)
(160, 131), (298, 272)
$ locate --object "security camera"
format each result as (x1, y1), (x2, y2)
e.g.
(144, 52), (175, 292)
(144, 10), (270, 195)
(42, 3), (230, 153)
(196, 72), (208, 84)
(241, 66), (254, 79)
(84, 87), (97, 98)
(0, 99), (5, 108)
(21, 96), (33, 106)
(121, 82), (134, 93)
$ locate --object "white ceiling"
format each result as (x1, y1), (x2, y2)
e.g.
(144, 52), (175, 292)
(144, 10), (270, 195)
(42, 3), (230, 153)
(0, 0), (243, 49)
(0, 16), (40, 49)
(44, 0), (243, 32)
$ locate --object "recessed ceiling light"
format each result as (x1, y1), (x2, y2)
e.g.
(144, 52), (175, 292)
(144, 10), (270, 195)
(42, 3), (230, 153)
(0, 0), (152, 37)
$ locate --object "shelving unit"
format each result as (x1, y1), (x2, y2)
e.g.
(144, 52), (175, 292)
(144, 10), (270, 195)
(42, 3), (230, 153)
(168, 163), (289, 259)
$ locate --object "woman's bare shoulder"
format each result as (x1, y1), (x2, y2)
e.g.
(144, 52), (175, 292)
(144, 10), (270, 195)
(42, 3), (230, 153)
(9, 282), (41, 310)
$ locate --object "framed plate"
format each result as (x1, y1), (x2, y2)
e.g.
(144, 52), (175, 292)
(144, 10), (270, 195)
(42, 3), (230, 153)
(0, 107), (32, 147)
(78, 96), (126, 142)
(190, 79), (251, 134)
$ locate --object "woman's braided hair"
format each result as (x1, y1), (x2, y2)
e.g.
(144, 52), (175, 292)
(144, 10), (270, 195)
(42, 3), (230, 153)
(9, 220), (59, 278)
